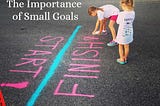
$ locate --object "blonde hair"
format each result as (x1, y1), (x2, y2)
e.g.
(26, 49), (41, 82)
(120, 0), (134, 9)
(88, 6), (103, 16)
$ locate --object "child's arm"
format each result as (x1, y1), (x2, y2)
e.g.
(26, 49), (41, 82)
(92, 19), (104, 35)
(92, 19), (99, 34)
(98, 20), (103, 34)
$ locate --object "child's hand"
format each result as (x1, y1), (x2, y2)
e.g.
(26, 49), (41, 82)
(92, 31), (99, 35)
(92, 31), (96, 35)
(98, 31), (102, 35)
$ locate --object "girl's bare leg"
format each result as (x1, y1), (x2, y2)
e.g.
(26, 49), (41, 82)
(119, 44), (125, 62)
(103, 18), (107, 30)
(124, 44), (129, 61)
(108, 20), (116, 40)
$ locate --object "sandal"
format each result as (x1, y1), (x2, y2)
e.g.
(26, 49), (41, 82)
(116, 59), (126, 65)
(107, 40), (118, 46)
(125, 60), (128, 64)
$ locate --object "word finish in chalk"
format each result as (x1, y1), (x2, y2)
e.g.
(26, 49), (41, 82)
(6, 0), (82, 10)
(54, 36), (105, 98)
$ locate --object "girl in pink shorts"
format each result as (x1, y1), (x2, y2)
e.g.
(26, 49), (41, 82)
(88, 5), (120, 46)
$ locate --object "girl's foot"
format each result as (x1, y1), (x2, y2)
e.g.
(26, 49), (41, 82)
(124, 60), (128, 64)
(102, 30), (107, 33)
(107, 40), (118, 46)
(124, 58), (128, 64)
(102, 30), (107, 35)
(116, 59), (126, 65)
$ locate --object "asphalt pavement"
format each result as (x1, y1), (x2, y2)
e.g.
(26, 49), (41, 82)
(0, 0), (160, 106)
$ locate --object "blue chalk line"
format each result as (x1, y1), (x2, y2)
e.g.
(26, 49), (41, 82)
(26, 25), (82, 106)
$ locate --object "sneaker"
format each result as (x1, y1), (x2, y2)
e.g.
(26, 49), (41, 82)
(102, 30), (107, 33)
(107, 40), (118, 46)
(102, 30), (107, 35)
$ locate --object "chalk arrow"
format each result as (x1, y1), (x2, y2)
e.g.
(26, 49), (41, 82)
(0, 81), (29, 89)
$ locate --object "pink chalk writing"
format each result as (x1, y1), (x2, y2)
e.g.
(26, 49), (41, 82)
(15, 58), (48, 67)
(39, 36), (63, 42)
(36, 36), (64, 50)
(9, 66), (43, 78)
(64, 75), (99, 79)
(68, 64), (100, 73)
(77, 42), (104, 49)
(54, 36), (104, 98)
(72, 50), (99, 57)
(54, 80), (95, 98)
(83, 36), (99, 41)
(24, 50), (52, 56)
(72, 58), (101, 62)
(0, 81), (29, 89)
(1, 35), (64, 89)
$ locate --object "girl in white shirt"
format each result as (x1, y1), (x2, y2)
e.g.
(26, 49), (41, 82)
(115, 0), (135, 64)
(88, 5), (120, 46)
